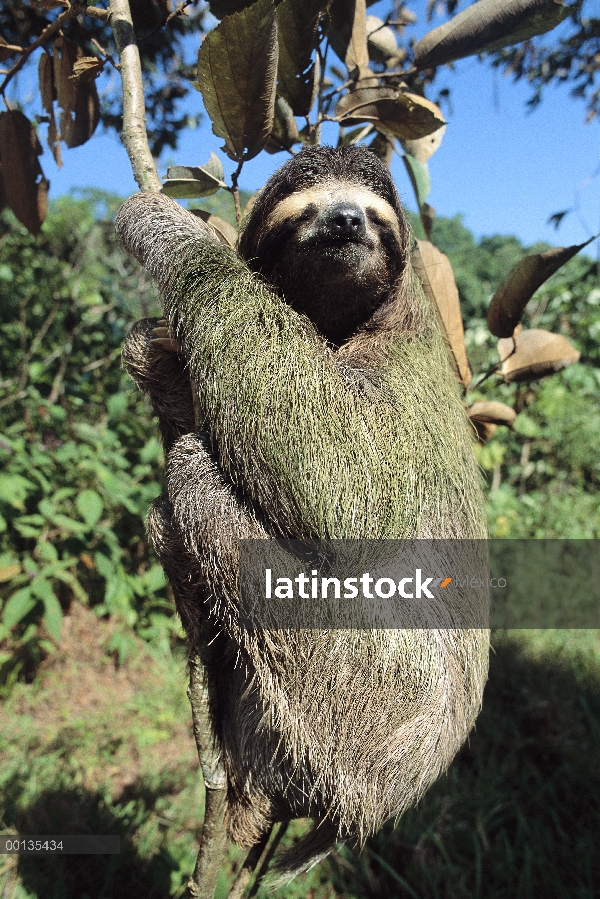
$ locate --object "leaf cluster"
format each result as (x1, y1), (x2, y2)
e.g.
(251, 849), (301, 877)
(0, 194), (183, 687)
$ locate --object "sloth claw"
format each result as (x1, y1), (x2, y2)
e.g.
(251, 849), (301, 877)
(152, 335), (181, 353)
(151, 322), (180, 353)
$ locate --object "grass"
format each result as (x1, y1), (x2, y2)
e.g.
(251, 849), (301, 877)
(1, 609), (599, 898)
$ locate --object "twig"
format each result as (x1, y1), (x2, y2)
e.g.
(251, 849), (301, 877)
(187, 653), (228, 899)
(0, 2), (110, 98)
(229, 159), (244, 227)
(226, 830), (272, 899)
(142, 0), (194, 41)
(109, 0), (162, 192)
(91, 38), (120, 70)
(0, 5), (77, 97)
(246, 822), (289, 898)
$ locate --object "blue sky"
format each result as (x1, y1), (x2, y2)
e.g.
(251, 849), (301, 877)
(34, 1), (600, 251)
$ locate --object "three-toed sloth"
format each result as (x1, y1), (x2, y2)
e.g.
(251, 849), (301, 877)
(118, 146), (489, 874)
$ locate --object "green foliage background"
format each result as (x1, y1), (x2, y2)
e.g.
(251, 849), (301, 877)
(0, 196), (599, 898)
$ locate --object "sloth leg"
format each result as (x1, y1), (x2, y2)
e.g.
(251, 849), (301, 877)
(122, 317), (195, 452)
(148, 447), (284, 851)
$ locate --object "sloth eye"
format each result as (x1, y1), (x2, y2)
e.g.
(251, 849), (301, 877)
(293, 203), (318, 225)
(366, 208), (393, 229)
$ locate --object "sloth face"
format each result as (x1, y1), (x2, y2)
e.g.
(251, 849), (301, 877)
(251, 183), (404, 345)
(237, 146), (410, 345)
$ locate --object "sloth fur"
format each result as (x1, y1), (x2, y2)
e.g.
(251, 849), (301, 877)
(117, 146), (489, 874)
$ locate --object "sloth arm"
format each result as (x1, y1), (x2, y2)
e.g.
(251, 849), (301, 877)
(116, 193), (480, 542)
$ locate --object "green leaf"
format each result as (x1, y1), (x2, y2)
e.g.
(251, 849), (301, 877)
(276, 0), (325, 117)
(195, 0), (279, 162)
(0, 473), (36, 509)
(163, 152), (225, 199)
(3, 587), (36, 628)
(142, 564), (167, 594)
(403, 153), (431, 206)
(76, 489), (104, 528)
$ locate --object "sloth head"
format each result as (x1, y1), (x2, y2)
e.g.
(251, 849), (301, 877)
(238, 146), (412, 346)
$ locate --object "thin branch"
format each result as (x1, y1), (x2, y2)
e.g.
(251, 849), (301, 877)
(0, 4), (77, 97)
(227, 830), (271, 899)
(187, 653), (228, 899)
(109, 0), (162, 192)
(229, 159), (244, 227)
(246, 822), (289, 898)
(0, 2), (110, 98)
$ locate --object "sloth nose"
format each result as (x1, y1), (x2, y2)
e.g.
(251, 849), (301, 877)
(324, 203), (366, 240)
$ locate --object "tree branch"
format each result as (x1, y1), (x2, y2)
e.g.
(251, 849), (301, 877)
(109, 0), (161, 192)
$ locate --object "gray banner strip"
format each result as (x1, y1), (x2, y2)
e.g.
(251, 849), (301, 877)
(0, 835), (120, 854)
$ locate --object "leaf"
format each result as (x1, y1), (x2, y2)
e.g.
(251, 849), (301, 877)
(195, 0), (279, 162)
(498, 329), (580, 383)
(32, 578), (62, 642)
(38, 51), (62, 168)
(163, 152), (225, 198)
(276, 0), (325, 117)
(52, 36), (100, 149)
(0, 563), (20, 583)
(190, 210), (238, 247)
(0, 473), (36, 509)
(414, 0), (571, 70)
(3, 587), (36, 629)
(402, 152), (431, 206)
(487, 237), (596, 338)
(336, 87), (446, 140)
(264, 95), (301, 153)
(366, 15), (399, 65)
(208, 0), (257, 16)
(401, 123), (446, 164)
(0, 110), (49, 236)
(412, 240), (472, 387)
(328, 0), (370, 75)
(76, 489), (104, 528)
(468, 401), (517, 426)
(420, 202), (435, 241)
(70, 56), (104, 83)
(367, 130), (393, 167)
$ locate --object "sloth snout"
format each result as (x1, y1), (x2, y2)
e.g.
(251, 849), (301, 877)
(322, 202), (366, 240)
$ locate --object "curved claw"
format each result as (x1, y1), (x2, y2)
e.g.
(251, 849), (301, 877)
(151, 321), (181, 354)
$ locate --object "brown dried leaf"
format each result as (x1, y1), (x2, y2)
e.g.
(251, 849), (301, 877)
(498, 328), (580, 383)
(196, 0), (278, 162)
(336, 87), (446, 140)
(401, 123), (446, 163)
(38, 51), (62, 167)
(487, 237), (596, 338)
(412, 240), (472, 386)
(190, 210), (238, 248)
(276, 0), (325, 117)
(367, 130), (393, 168)
(468, 401), (517, 426)
(329, 0), (370, 75)
(414, 0), (570, 70)
(0, 110), (49, 236)
(71, 56), (105, 83)
(0, 39), (23, 62)
(53, 37), (100, 148)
